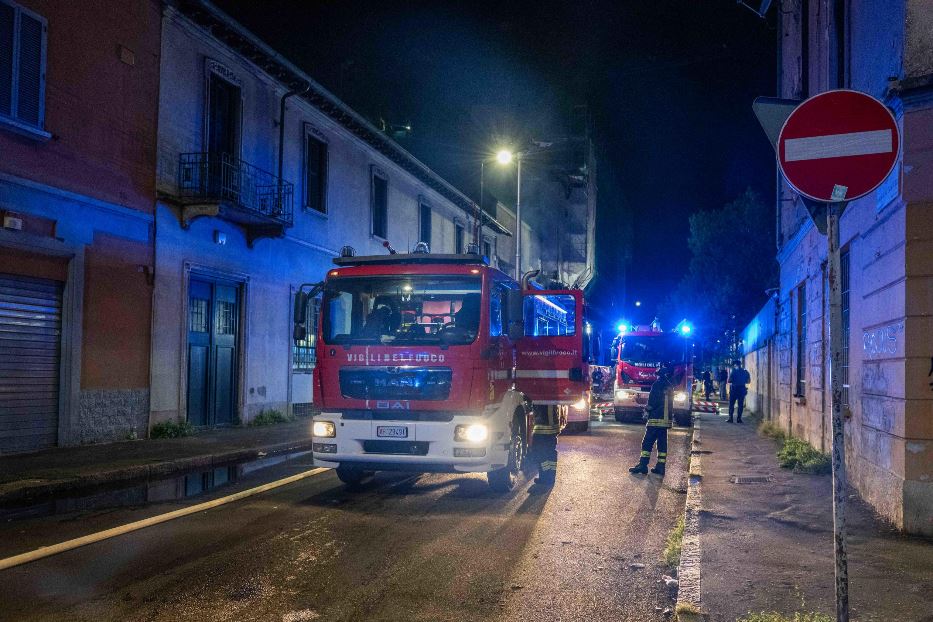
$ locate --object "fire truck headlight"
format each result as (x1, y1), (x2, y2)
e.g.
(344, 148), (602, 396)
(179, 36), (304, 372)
(572, 397), (588, 411)
(674, 391), (688, 403)
(312, 420), (336, 438)
(615, 389), (632, 400)
(455, 423), (489, 443)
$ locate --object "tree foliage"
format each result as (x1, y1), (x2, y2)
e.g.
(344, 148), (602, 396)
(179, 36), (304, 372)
(664, 188), (777, 339)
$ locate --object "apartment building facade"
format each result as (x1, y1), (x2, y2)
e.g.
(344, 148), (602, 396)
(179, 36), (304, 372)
(0, 0), (162, 452)
(743, 0), (933, 535)
(150, 0), (514, 427)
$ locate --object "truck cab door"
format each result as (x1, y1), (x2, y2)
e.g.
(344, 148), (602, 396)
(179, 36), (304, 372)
(513, 290), (586, 405)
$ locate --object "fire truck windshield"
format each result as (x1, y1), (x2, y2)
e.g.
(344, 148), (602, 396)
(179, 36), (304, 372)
(322, 276), (482, 346)
(619, 335), (685, 366)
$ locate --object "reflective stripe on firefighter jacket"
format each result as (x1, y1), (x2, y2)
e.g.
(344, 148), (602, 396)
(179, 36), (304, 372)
(645, 375), (674, 428)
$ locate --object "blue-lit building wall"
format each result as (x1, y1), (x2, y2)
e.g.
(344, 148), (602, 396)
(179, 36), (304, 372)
(744, 0), (933, 535)
(149, 5), (515, 425)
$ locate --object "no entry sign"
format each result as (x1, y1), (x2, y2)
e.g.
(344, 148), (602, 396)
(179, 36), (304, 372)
(778, 89), (900, 203)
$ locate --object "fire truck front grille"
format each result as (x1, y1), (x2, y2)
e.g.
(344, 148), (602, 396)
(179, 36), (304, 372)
(339, 367), (452, 401)
(362, 440), (430, 456)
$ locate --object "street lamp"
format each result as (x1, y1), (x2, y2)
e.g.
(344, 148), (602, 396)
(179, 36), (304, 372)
(486, 148), (521, 279)
(635, 300), (642, 307)
(478, 149), (517, 262)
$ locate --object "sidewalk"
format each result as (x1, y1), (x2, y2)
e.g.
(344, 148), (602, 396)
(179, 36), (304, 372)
(689, 409), (933, 622)
(0, 419), (314, 505)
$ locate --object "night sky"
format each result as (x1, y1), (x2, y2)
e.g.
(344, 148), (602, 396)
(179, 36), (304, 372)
(218, 0), (777, 324)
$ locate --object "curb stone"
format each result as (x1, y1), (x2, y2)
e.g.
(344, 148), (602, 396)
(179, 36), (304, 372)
(0, 439), (315, 505)
(676, 415), (707, 621)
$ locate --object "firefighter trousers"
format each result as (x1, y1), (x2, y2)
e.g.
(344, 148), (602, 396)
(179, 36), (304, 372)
(639, 426), (668, 465)
(531, 405), (559, 480)
(531, 433), (558, 475)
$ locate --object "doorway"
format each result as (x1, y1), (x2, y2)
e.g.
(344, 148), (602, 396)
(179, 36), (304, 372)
(187, 278), (239, 426)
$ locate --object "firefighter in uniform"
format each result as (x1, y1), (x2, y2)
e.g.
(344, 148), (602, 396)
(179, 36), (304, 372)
(531, 404), (560, 486)
(629, 362), (674, 476)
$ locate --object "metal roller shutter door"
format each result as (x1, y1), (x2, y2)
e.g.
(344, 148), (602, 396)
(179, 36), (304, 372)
(0, 273), (62, 453)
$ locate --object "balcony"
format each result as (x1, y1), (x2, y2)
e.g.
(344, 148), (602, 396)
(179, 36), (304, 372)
(174, 152), (294, 246)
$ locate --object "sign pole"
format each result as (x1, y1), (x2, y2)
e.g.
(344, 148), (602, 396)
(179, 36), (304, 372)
(826, 201), (850, 622)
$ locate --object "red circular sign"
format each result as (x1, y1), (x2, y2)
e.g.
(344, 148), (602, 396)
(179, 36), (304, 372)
(778, 89), (900, 203)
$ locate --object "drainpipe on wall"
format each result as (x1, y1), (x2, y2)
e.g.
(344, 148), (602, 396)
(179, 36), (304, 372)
(278, 83), (311, 191)
(775, 0), (784, 251)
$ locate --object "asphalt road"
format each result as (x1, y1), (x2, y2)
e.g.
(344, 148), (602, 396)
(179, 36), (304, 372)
(0, 418), (690, 622)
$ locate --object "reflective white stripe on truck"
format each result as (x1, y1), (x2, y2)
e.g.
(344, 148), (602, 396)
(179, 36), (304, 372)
(514, 370), (571, 379)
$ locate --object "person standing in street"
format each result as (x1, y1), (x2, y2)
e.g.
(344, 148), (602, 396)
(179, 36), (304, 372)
(727, 360), (751, 423)
(629, 362), (674, 476)
(717, 366), (728, 400)
(702, 368), (713, 400)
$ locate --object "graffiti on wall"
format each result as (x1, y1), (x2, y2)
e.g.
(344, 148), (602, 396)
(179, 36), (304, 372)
(862, 322), (904, 360)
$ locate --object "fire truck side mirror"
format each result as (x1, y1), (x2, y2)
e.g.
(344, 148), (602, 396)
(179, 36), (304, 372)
(294, 291), (309, 325)
(505, 290), (525, 341)
(293, 291), (309, 344)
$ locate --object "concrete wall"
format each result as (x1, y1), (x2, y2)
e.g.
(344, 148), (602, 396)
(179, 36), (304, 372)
(754, 0), (933, 534)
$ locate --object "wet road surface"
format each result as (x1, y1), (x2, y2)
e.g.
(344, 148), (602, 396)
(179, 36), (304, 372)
(0, 418), (690, 622)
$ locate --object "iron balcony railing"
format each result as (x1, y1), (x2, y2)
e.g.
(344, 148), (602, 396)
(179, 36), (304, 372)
(178, 152), (294, 227)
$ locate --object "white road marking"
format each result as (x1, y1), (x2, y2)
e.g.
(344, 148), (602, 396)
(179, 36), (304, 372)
(784, 129), (892, 161)
(0, 467), (328, 572)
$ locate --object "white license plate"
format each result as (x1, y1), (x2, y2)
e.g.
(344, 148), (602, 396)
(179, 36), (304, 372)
(376, 425), (408, 438)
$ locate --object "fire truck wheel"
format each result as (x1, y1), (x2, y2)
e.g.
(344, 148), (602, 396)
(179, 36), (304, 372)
(674, 413), (694, 427)
(488, 415), (525, 492)
(336, 467), (373, 488)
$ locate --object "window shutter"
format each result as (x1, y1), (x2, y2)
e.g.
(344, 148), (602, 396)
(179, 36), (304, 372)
(16, 11), (43, 126)
(0, 2), (13, 117)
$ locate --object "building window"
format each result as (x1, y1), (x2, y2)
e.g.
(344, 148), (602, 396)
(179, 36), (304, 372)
(371, 168), (388, 239)
(207, 70), (241, 158)
(419, 202), (432, 247)
(795, 282), (807, 397)
(304, 128), (328, 213)
(0, 0), (47, 130)
(483, 237), (493, 261)
(455, 222), (465, 254)
(293, 296), (320, 373)
(841, 248), (850, 406)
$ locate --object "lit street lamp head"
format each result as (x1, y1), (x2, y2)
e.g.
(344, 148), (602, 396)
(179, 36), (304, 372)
(496, 149), (513, 165)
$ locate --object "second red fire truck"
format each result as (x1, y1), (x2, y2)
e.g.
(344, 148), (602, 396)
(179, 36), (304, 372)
(611, 325), (694, 426)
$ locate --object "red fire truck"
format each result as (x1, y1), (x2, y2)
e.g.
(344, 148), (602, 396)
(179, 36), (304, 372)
(611, 325), (693, 426)
(295, 249), (589, 491)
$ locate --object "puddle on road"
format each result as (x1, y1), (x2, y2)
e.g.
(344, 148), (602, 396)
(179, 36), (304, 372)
(0, 450), (314, 522)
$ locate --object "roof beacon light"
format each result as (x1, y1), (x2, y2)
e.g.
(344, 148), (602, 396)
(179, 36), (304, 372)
(340, 245), (356, 258)
(413, 242), (430, 254)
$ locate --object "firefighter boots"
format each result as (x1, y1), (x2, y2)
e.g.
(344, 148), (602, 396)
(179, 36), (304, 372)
(650, 462), (666, 476)
(629, 456), (649, 474)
